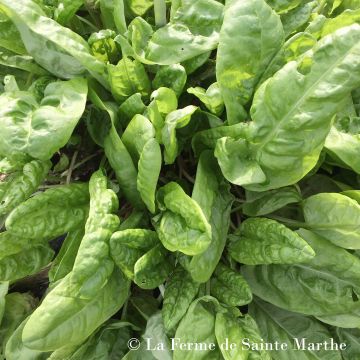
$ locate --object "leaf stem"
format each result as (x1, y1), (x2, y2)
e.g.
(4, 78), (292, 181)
(266, 215), (309, 229)
(154, 0), (167, 28)
(66, 150), (78, 185)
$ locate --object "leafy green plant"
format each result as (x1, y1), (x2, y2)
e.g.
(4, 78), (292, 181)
(0, 0), (360, 358)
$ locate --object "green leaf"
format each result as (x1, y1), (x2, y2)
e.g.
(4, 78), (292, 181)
(151, 87), (178, 116)
(173, 296), (223, 360)
(215, 312), (271, 360)
(0, 232), (54, 282)
(5, 317), (50, 360)
(303, 192), (360, 249)
(180, 151), (234, 283)
(242, 229), (360, 317)
(281, 1), (318, 37)
(336, 328), (360, 359)
(125, 0), (224, 65)
(142, 313), (172, 360)
(0, 159), (51, 216)
(137, 138), (162, 213)
(134, 244), (173, 289)
(118, 93), (146, 127)
(243, 186), (302, 216)
(121, 114), (156, 165)
(156, 182), (211, 256)
(221, 24), (360, 191)
(162, 267), (199, 331)
(110, 229), (159, 279)
(161, 106), (198, 164)
(0, 292), (37, 351)
(0, 0), (109, 87)
(187, 83), (224, 116)
(249, 297), (342, 360)
(211, 263), (252, 307)
(265, 0), (302, 13)
(5, 183), (89, 239)
(48, 227), (85, 283)
(228, 217), (315, 265)
(308, 9), (360, 39)
(325, 118), (360, 174)
(54, 0), (84, 25)
(153, 65), (187, 97)
(216, 0), (284, 123)
(22, 268), (130, 351)
(0, 78), (88, 160)
(108, 58), (151, 103)
(215, 137), (266, 186)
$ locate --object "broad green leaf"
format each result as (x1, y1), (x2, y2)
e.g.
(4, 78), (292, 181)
(134, 244), (173, 289)
(228, 218), (315, 265)
(100, 0), (127, 34)
(220, 25), (360, 191)
(153, 65), (187, 97)
(0, 232), (54, 282)
(5, 183), (89, 239)
(88, 30), (120, 64)
(0, 49), (48, 75)
(22, 268), (130, 351)
(0, 159), (51, 216)
(0, 292), (37, 351)
(162, 267), (199, 331)
(127, 0), (153, 16)
(0, 15), (26, 54)
(156, 182), (211, 256)
(137, 138), (162, 213)
(336, 328), (360, 359)
(110, 229), (158, 279)
(242, 229), (360, 317)
(265, 0), (302, 13)
(217, 0), (284, 124)
(69, 170), (119, 298)
(317, 308), (360, 328)
(56, 320), (133, 360)
(118, 93), (146, 127)
(88, 87), (144, 208)
(142, 313), (172, 360)
(325, 117), (360, 174)
(54, 0), (84, 25)
(281, 1), (318, 37)
(249, 298), (342, 360)
(243, 186), (302, 216)
(108, 57), (151, 103)
(258, 32), (317, 87)
(125, 0), (224, 65)
(48, 228), (85, 283)
(308, 9), (360, 39)
(122, 114), (156, 164)
(150, 88), (178, 116)
(187, 83), (224, 116)
(211, 263), (252, 307)
(192, 122), (249, 157)
(180, 151), (234, 283)
(215, 137), (266, 186)
(215, 312), (271, 360)
(161, 106), (198, 164)
(0, 78), (88, 160)
(5, 317), (50, 360)
(0, 0), (109, 87)
(342, 190), (360, 203)
(303, 192), (360, 249)
(173, 296), (223, 360)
